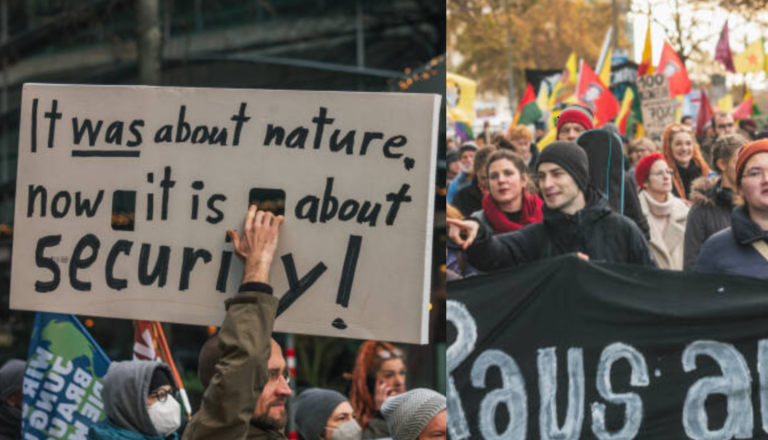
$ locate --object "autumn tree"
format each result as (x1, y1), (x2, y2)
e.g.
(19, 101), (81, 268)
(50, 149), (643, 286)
(447, 0), (628, 96)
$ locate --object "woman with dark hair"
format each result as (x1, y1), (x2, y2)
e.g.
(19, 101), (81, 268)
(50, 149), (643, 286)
(683, 133), (748, 270)
(348, 341), (406, 439)
(661, 123), (711, 204)
(470, 149), (543, 234)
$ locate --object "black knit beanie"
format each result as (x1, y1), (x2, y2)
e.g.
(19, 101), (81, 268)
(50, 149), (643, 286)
(149, 367), (174, 393)
(536, 141), (590, 193)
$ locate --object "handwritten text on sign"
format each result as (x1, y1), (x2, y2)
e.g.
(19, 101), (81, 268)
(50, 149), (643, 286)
(11, 85), (440, 344)
(637, 74), (676, 142)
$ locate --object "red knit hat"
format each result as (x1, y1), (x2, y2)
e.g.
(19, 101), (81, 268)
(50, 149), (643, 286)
(556, 105), (594, 136)
(736, 139), (768, 187)
(635, 153), (665, 189)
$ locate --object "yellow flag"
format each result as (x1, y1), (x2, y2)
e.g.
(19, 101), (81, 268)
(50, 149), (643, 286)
(537, 82), (550, 112)
(446, 72), (477, 124)
(639, 17), (654, 75)
(549, 52), (578, 109)
(734, 39), (766, 73)
(537, 128), (557, 151)
(718, 94), (734, 112)
(635, 123), (646, 140)
(599, 46), (613, 86)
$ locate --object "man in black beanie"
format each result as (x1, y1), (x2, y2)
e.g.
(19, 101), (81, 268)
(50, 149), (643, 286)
(447, 141), (656, 269)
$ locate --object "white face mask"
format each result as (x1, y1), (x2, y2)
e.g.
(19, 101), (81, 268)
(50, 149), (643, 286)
(328, 420), (362, 440)
(147, 395), (182, 437)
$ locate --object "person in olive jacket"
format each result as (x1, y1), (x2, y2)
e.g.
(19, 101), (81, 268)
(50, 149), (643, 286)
(183, 205), (291, 440)
(448, 142), (656, 270)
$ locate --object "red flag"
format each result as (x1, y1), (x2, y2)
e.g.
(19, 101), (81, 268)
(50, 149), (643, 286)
(658, 41), (691, 96)
(576, 61), (620, 126)
(732, 94), (754, 120)
(715, 20), (736, 73)
(696, 90), (714, 139)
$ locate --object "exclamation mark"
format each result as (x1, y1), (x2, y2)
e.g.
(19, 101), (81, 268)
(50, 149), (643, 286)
(332, 235), (362, 330)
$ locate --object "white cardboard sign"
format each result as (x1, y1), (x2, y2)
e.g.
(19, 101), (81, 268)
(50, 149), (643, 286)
(11, 84), (440, 344)
(637, 74), (676, 142)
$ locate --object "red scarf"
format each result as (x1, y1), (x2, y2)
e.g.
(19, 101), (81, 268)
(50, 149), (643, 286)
(481, 190), (544, 234)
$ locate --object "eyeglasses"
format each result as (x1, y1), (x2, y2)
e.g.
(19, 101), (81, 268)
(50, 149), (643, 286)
(742, 168), (768, 181)
(717, 122), (735, 130)
(650, 169), (674, 177)
(267, 369), (291, 385)
(148, 387), (178, 403)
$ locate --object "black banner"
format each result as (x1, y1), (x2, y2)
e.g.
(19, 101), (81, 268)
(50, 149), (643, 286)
(448, 255), (768, 440)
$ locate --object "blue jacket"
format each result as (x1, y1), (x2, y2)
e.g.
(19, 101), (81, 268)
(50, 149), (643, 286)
(88, 419), (178, 440)
(695, 205), (768, 279)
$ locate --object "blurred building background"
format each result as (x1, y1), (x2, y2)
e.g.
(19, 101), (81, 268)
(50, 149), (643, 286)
(0, 0), (446, 403)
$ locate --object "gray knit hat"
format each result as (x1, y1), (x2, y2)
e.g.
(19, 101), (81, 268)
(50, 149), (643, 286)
(294, 388), (348, 440)
(381, 389), (446, 440)
(0, 359), (25, 401)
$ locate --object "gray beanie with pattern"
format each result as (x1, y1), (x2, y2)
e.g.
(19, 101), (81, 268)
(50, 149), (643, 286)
(381, 389), (446, 440)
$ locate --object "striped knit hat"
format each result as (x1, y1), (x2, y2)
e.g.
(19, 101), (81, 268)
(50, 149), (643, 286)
(381, 389), (446, 440)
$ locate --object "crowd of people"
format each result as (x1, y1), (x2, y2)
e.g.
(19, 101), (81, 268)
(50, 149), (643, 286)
(0, 206), (445, 440)
(447, 105), (768, 279)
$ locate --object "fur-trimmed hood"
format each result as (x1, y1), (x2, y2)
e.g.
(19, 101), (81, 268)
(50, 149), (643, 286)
(689, 176), (735, 208)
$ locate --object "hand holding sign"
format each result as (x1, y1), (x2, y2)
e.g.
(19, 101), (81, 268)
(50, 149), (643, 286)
(227, 205), (284, 284)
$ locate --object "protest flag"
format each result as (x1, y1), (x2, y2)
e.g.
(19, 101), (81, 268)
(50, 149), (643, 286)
(696, 90), (714, 139)
(447, 72), (477, 124)
(22, 313), (111, 439)
(133, 321), (193, 417)
(576, 60), (620, 126)
(734, 38), (766, 74)
(732, 91), (754, 120)
(596, 27), (613, 86)
(454, 121), (474, 143)
(716, 20), (736, 73)
(658, 41), (691, 96)
(550, 52), (578, 108)
(718, 94), (734, 113)
(616, 87), (635, 135)
(638, 16), (654, 76)
(513, 83), (542, 126)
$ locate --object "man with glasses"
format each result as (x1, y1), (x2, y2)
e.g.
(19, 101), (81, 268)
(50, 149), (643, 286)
(184, 205), (292, 440)
(701, 111), (737, 164)
(90, 362), (182, 439)
(695, 140), (768, 278)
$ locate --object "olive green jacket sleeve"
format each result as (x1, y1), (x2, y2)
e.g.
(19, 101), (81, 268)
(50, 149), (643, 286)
(183, 287), (279, 440)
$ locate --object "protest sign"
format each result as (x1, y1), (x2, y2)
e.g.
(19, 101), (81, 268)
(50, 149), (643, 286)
(448, 255), (768, 440)
(636, 73), (676, 142)
(11, 84), (440, 344)
(22, 313), (111, 439)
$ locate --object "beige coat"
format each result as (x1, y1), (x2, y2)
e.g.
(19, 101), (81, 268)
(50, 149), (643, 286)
(639, 191), (689, 270)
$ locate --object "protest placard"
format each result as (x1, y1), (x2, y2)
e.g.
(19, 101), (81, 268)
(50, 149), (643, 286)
(448, 255), (768, 440)
(11, 84), (440, 344)
(636, 73), (676, 142)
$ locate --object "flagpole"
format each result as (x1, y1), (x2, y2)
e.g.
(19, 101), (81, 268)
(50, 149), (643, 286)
(153, 322), (193, 417)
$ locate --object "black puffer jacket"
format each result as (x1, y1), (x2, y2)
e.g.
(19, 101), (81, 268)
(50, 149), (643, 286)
(466, 187), (656, 270)
(683, 176), (735, 270)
